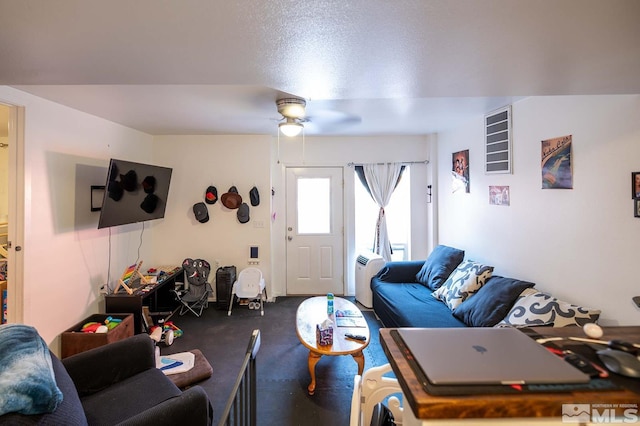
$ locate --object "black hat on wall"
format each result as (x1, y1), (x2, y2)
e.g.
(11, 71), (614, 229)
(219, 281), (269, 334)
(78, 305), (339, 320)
(237, 203), (250, 223)
(193, 202), (209, 223)
(250, 186), (260, 206)
(205, 186), (218, 204)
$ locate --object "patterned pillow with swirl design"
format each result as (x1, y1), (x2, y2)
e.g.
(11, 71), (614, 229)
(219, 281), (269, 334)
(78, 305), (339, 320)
(432, 260), (494, 310)
(496, 288), (601, 327)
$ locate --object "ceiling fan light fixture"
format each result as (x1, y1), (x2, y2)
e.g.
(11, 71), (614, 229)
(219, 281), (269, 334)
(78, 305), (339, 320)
(276, 98), (307, 119)
(279, 119), (303, 137)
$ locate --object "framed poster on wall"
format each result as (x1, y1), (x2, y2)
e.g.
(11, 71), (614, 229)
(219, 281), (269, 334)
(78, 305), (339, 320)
(541, 135), (573, 189)
(452, 149), (470, 193)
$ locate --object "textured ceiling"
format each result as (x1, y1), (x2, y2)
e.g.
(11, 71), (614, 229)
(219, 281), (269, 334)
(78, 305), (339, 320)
(1, 0), (639, 136)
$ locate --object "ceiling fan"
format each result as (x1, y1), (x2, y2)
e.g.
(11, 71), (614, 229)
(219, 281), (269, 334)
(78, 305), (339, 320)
(275, 96), (361, 137)
(276, 97), (307, 137)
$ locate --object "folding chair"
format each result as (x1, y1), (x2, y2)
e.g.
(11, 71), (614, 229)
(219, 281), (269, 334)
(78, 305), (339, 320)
(173, 258), (213, 317)
(227, 267), (266, 316)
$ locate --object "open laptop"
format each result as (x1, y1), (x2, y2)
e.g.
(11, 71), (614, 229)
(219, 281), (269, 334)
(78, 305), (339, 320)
(396, 327), (590, 385)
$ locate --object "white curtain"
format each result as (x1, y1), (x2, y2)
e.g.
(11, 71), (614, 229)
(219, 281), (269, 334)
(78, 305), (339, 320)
(363, 163), (404, 261)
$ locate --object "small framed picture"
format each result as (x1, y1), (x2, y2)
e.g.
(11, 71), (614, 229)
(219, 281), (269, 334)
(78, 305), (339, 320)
(632, 172), (640, 199)
(635, 199), (640, 218)
(489, 185), (510, 206)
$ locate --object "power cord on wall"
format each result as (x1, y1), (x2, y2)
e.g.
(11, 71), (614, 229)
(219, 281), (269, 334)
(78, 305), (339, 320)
(104, 227), (112, 295)
(135, 222), (145, 265)
(104, 222), (145, 295)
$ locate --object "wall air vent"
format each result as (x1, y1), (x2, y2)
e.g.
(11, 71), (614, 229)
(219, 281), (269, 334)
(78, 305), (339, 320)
(485, 105), (512, 174)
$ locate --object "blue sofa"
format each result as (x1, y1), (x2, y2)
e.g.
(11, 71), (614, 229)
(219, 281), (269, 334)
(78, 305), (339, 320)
(370, 245), (601, 328)
(371, 260), (467, 328)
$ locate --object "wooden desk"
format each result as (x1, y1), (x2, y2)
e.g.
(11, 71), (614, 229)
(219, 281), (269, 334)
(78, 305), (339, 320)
(380, 327), (640, 424)
(105, 267), (183, 333)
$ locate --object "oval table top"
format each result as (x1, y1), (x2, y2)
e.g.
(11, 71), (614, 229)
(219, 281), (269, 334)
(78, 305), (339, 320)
(296, 296), (370, 356)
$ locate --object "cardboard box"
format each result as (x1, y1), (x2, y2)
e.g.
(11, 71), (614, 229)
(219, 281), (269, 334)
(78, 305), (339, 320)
(60, 313), (134, 358)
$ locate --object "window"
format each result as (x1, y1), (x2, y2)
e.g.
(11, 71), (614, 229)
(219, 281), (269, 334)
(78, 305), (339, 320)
(297, 178), (331, 234)
(354, 167), (410, 260)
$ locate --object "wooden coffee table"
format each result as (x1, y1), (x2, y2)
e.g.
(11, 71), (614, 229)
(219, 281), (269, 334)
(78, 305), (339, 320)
(296, 296), (370, 395)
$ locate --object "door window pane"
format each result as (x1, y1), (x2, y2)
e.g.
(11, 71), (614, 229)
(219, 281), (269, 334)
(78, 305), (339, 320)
(298, 178), (330, 234)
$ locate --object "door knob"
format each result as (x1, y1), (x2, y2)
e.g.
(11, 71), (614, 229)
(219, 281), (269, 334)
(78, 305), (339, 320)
(287, 236), (293, 241)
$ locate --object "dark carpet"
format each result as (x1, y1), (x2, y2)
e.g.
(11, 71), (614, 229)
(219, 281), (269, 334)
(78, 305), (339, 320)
(160, 296), (389, 426)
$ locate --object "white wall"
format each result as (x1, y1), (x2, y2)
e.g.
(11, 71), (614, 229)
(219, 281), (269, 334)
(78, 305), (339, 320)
(151, 135), (272, 298)
(270, 135), (433, 297)
(437, 95), (640, 325)
(152, 134), (433, 300)
(0, 87), (436, 353)
(0, 86), (154, 353)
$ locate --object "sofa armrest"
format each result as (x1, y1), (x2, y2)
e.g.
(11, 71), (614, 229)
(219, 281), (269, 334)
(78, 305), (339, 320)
(62, 334), (155, 396)
(373, 260), (425, 284)
(117, 386), (212, 426)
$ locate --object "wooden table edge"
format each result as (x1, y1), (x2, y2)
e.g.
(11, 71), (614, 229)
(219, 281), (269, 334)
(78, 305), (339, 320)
(379, 328), (639, 420)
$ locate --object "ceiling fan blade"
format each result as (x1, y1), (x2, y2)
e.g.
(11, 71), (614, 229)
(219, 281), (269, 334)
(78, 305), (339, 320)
(304, 109), (362, 133)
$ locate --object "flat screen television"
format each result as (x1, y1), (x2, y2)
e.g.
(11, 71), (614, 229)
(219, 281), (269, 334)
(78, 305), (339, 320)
(98, 158), (173, 229)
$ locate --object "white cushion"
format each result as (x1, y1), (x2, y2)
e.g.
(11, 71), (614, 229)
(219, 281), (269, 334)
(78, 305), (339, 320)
(496, 288), (601, 327)
(432, 260), (493, 310)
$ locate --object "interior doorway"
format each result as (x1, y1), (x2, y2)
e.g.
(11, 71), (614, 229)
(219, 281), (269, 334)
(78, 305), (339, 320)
(285, 167), (344, 295)
(0, 104), (8, 323)
(0, 102), (24, 324)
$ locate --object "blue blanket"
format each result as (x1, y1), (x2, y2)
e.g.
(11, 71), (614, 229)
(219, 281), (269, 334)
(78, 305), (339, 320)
(0, 324), (63, 416)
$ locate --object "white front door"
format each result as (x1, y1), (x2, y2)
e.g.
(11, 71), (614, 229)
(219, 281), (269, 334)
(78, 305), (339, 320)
(285, 167), (344, 295)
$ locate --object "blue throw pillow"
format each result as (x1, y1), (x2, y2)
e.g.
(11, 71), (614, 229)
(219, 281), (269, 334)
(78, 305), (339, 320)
(452, 275), (535, 327)
(415, 245), (464, 290)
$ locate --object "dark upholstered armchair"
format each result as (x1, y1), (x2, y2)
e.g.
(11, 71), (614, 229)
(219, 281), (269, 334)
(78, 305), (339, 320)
(0, 333), (212, 425)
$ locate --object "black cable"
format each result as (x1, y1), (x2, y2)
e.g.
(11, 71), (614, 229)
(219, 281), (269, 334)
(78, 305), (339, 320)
(106, 227), (112, 294)
(135, 222), (145, 265)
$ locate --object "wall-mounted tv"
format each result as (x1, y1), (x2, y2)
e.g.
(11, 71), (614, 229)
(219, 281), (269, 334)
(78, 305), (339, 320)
(98, 158), (173, 229)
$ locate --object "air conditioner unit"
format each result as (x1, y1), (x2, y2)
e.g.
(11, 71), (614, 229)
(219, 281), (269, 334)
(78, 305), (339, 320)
(355, 251), (385, 308)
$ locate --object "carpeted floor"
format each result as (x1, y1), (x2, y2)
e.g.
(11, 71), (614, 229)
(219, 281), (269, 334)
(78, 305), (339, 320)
(160, 296), (389, 425)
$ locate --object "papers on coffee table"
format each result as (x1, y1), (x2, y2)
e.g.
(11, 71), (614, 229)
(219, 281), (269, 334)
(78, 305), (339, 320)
(335, 309), (362, 317)
(335, 311), (367, 328)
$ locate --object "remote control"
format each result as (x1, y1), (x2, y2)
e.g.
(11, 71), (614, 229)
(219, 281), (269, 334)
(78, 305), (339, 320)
(345, 333), (367, 341)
